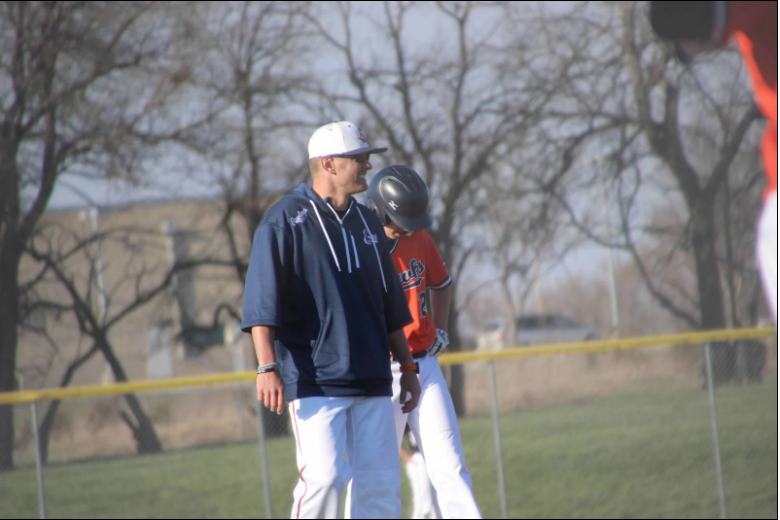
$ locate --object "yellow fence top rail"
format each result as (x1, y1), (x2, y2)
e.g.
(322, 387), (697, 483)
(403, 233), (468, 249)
(0, 327), (774, 405)
(437, 327), (776, 366)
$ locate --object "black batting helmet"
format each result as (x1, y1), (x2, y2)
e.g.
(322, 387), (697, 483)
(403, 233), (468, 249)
(366, 165), (432, 231)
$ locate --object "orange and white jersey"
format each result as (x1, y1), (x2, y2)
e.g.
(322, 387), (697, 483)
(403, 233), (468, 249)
(389, 230), (452, 355)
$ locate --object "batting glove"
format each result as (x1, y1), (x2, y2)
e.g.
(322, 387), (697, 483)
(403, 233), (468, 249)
(428, 328), (450, 357)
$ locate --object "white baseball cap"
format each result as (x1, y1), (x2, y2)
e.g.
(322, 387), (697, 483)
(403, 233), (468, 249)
(308, 121), (388, 160)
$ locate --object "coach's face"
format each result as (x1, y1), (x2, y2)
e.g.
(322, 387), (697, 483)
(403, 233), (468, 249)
(331, 152), (372, 195)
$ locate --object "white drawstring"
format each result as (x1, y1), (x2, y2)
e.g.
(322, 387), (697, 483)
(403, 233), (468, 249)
(307, 200), (380, 286)
(325, 200), (353, 224)
(356, 206), (387, 293)
(350, 233), (360, 269)
(309, 201), (341, 272)
(341, 227), (352, 273)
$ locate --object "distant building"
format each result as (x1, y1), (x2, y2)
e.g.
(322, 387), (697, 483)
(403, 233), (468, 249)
(17, 197), (260, 389)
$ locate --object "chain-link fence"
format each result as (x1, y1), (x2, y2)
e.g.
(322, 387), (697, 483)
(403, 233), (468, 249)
(0, 331), (776, 519)
(452, 338), (777, 519)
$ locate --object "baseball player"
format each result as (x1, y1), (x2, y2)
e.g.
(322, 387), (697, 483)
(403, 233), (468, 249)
(649, 1), (777, 322)
(347, 165), (482, 519)
(242, 122), (421, 519)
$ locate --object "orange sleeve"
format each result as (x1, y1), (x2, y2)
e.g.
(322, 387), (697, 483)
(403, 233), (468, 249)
(422, 231), (451, 289)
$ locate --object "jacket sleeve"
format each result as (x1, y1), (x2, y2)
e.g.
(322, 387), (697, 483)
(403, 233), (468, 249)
(241, 222), (290, 333)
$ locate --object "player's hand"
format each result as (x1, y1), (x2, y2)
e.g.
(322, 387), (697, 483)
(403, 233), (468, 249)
(257, 371), (285, 415)
(427, 328), (450, 357)
(399, 371), (421, 414)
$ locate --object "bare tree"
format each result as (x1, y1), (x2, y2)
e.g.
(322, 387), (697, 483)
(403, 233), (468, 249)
(509, 1), (765, 383)
(170, 1), (319, 434)
(542, 257), (680, 338)
(174, 1), (317, 238)
(28, 216), (239, 462)
(515, 2), (763, 330)
(469, 178), (581, 344)
(301, 1), (552, 414)
(0, 1), (207, 470)
(23, 220), (233, 463)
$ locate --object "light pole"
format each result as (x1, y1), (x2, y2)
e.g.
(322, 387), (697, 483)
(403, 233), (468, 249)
(79, 207), (112, 383)
(591, 156), (621, 337)
(601, 180), (620, 337)
(78, 207), (108, 323)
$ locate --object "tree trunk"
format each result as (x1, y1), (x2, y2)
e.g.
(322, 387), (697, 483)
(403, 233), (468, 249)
(0, 126), (22, 472)
(434, 231), (465, 416)
(448, 307), (465, 417)
(38, 400), (62, 465)
(500, 273), (517, 348)
(691, 204), (732, 386)
(0, 248), (21, 472)
(691, 205), (727, 330)
(97, 336), (163, 454)
(121, 393), (163, 454)
(38, 344), (101, 464)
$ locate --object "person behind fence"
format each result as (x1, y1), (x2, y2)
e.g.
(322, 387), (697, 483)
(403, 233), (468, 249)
(346, 164), (482, 519)
(649, 1), (777, 323)
(241, 121), (422, 519)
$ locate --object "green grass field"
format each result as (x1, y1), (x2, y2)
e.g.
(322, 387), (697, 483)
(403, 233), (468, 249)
(1, 378), (776, 519)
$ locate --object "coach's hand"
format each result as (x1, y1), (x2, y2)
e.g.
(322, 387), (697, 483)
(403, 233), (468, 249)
(399, 372), (421, 414)
(257, 371), (285, 415)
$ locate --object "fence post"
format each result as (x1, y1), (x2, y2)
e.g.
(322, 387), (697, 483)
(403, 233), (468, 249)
(255, 397), (274, 519)
(704, 342), (727, 520)
(30, 399), (47, 519)
(17, 373), (47, 520)
(488, 361), (508, 519)
(236, 384), (248, 441)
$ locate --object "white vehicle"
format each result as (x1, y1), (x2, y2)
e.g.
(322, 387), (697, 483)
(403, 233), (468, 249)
(477, 313), (600, 350)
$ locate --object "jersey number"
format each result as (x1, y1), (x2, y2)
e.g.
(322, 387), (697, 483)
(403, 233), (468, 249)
(418, 293), (428, 319)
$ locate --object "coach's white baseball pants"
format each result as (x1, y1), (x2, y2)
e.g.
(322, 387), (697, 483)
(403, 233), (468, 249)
(392, 355), (482, 519)
(758, 192), (777, 323)
(289, 396), (401, 519)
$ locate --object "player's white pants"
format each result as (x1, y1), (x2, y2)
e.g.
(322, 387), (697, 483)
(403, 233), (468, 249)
(757, 192), (777, 323)
(289, 396), (401, 519)
(393, 355), (482, 519)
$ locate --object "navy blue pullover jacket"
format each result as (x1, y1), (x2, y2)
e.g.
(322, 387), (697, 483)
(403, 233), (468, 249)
(241, 183), (413, 401)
